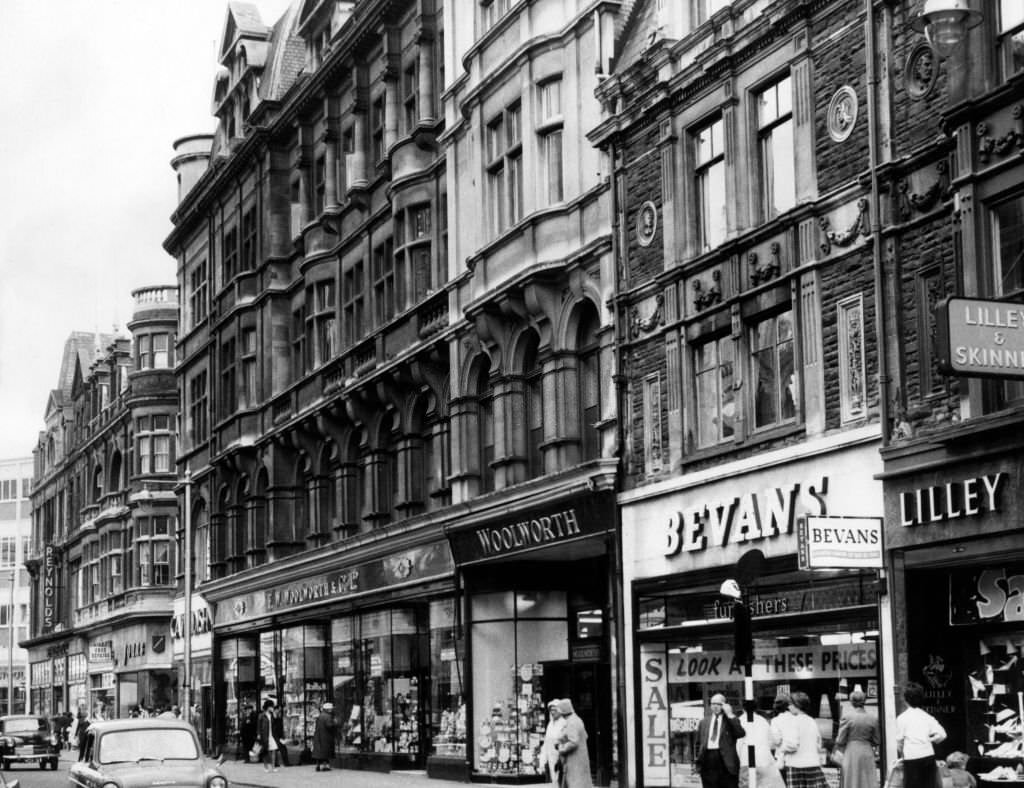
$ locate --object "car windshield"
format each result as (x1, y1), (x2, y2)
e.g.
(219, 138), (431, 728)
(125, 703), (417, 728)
(99, 729), (199, 764)
(2, 718), (44, 734)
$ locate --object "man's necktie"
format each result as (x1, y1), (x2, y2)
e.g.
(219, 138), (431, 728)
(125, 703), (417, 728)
(711, 714), (720, 743)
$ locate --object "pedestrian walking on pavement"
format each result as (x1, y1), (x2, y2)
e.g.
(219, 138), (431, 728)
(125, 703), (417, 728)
(554, 698), (593, 788)
(312, 701), (337, 771)
(258, 699), (281, 772)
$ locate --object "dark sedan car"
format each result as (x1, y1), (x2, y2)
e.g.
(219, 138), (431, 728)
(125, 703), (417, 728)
(0, 715), (59, 770)
(69, 719), (227, 788)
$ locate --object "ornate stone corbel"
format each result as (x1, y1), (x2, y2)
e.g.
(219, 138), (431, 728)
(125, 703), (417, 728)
(693, 271), (723, 311)
(977, 106), (1024, 163)
(897, 161), (951, 219)
(819, 198), (870, 256)
(630, 293), (665, 338)
(750, 243), (782, 286)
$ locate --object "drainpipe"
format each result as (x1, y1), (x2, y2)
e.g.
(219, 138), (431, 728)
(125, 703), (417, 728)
(865, 0), (891, 446)
(607, 134), (629, 788)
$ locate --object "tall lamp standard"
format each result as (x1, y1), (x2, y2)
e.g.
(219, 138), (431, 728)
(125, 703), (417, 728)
(7, 568), (14, 715)
(183, 469), (192, 720)
(720, 578), (755, 788)
(720, 549), (763, 788)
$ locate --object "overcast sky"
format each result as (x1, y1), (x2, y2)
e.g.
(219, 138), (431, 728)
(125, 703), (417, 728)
(0, 0), (293, 459)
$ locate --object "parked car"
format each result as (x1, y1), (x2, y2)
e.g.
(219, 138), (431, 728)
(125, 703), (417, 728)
(69, 719), (227, 788)
(0, 715), (59, 770)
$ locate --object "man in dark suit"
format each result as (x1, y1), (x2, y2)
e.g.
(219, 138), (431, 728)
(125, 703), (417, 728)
(695, 693), (745, 788)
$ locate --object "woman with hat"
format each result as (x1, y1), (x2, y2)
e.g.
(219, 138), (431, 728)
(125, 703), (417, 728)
(554, 698), (593, 788)
(542, 699), (565, 788)
(312, 701), (338, 772)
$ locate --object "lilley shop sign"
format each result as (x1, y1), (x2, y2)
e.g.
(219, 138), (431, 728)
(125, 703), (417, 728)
(936, 297), (1024, 379)
(899, 472), (1004, 527)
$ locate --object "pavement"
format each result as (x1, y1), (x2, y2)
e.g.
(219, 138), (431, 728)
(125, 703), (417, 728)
(57, 749), (472, 788)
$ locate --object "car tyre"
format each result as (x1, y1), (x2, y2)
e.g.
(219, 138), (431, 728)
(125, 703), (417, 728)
(51, 758), (59, 770)
(40, 759), (46, 770)
(1, 757), (7, 770)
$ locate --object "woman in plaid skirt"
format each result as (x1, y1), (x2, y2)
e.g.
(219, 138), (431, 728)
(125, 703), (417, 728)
(773, 691), (829, 788)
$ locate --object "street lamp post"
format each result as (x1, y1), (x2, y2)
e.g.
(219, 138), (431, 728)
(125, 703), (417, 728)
(720, 578), (756, 788)
(7, 569), (14, 715)
(183, 469), (192, 720)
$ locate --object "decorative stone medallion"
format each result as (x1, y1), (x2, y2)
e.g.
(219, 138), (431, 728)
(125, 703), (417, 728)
(636, 200), (658, 246)
(905, 43), (938, 100)
(827, 85), (859, 142)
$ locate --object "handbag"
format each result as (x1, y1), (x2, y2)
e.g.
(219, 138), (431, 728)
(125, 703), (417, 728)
(885, 760), (905, 788)
(830, 749), (845, 767)
(250, 742), (263, 760)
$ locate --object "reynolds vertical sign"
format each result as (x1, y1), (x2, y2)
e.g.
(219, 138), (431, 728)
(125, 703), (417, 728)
(42, 544), (57, 632)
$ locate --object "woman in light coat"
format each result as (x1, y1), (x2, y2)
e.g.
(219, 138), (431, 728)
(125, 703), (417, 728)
(554, 698), (593, 788)
(542, 699), (565, 788)
(834, 690), (881, 788)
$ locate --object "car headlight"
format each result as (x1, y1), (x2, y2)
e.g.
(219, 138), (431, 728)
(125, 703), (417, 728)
(208, 777), (228, 788)
(48, 735), (57, 745)
(101, 782), (121, 788)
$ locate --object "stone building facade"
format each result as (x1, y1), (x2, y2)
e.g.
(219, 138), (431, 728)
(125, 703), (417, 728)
(24, 288), (180, 723)
(163, 0), (620, 779)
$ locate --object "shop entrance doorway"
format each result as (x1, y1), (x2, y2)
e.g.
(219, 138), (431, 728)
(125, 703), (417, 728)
(543, 661), (612, 786)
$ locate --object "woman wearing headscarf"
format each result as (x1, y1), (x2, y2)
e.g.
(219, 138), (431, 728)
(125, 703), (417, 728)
(772, 691), (828, 788)
(542, 699), (565, 788)
(554, 698), (593, 788)
(834, 689), (881, 788)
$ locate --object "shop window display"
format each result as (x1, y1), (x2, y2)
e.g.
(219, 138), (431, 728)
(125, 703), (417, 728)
(429, 598), (466, 758)
(221, 637), (259, 756)
(470, 590), (569, 776)
(335, 608), (425, 760)
(639, 621), (879, 788)
(281, 625), (330, 751)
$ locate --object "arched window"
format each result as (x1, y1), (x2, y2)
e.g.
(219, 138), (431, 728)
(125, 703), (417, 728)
(249, 470), (268, 567)
(576, 304), (603, 462)
(317, 445), (338, 545)
(412, 392), (448, 511)
(92, 465), (103, 503)
(194, 499), (210, 585)
(221, 486), (239, 574)
(521, 331), (544, 479)
(295, 454), (313, 541)
(339, 431), (364, 538)
(108, 451), (122, 493)
(373, 416), (396, 527)
(474, 357), (495, 493)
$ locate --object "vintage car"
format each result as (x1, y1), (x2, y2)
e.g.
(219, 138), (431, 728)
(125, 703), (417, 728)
(69, 719), (227, 788)
(0, 715), (59, 770)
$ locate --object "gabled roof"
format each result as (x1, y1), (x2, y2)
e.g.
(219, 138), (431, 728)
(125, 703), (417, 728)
(56, 331), (113, 397)
(218, 2), (273, 63)
(615, 0), (661, 74)
(258, 2), (306, 103)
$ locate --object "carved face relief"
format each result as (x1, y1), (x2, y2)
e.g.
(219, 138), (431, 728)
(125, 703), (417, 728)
(637, 201), (658, 247)
(906, 43), (938, 100)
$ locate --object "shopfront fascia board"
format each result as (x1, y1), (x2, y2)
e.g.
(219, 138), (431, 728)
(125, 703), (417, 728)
(883, 460), (1013, 551)
(214, 539), (455, 627)
(444, 489), (616, 567)
(621, 440), (884, 582)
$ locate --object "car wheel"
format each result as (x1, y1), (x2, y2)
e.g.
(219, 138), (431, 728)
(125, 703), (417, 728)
(1, 757), (7, 770)
(40, 760), (47, 770)
(51, 758), (59, 770)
